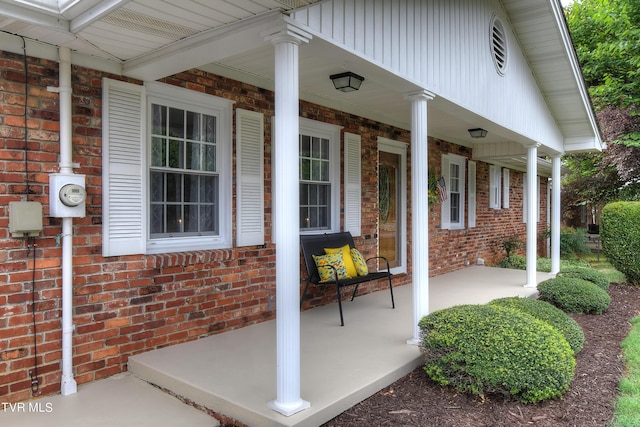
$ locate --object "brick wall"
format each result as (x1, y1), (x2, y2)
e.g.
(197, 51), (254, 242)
(0, 50), (547, 402)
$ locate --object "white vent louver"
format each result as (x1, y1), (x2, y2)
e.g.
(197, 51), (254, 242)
(102, 8), (199, 40)
(490, 16), (508, 76)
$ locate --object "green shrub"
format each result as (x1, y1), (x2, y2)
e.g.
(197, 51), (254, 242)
(601, 201), (640, 285)
(419, 304), (575, 404)
(557, 267), (610, 291)
(537, 277), (611, 314)
(559, 227), (591, 259)
(489, 297), (585, 354)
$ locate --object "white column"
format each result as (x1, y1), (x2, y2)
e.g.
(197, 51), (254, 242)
(525, 144), (539, 288)
(265, 23), (311, 417)
(406, 90), (434, 345)
(550, 155), (561, 275)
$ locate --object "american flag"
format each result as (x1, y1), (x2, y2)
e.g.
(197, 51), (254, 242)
(437, 177), (447, 202)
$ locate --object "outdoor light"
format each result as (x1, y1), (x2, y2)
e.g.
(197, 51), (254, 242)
(330, 72), (365, 92)
(468, 128), (488, 138)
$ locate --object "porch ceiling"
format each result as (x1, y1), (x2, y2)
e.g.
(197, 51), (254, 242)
(0, 0), (601, 158)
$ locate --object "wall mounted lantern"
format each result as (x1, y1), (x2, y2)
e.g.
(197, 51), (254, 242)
(330, 72), (365, 92)
(468, 128), (488, 138)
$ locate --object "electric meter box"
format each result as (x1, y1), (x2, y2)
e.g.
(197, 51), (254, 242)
(49, 173), (87, 218)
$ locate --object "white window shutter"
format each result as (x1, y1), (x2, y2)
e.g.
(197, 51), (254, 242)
(503, 168), (510, 208)
(440, 154), (451, 230)
(468, 161), (476, 228)
(236, 109), (265, 247)
(537, 176), (541, 223)
(344, 132), (362, 236)
(523, 173), (527, 223)
(102, 78), (146, 257)
(489, 165), (501, 209)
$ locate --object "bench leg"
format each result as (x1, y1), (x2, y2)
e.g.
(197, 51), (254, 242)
(388, 275), (395, 309)
(350, 284), (360, 302)
(336, 284), (345, 326)
(300, 281), (310, 309)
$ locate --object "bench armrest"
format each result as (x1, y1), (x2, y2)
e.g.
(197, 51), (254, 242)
(365, 256), (391, 273)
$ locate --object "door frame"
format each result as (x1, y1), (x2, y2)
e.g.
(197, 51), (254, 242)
(377, 137), (407, 275)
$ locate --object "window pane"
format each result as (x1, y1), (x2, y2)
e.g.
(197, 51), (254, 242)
(150, 204), (164, 234)
(151, 137), (166, 167)
(166, 205), (182, 233)
(300, 135), (311, 157)
(204, 144), (216, 172)
(300, 158), (311, 180)
(168, 139), (183, 168)
(183, 204), (199, 233)
(204, 115), (216, 143)
(150, 171), (164, 202)
(186, 142), (201, 170)
(200, 205), (217, 233)
(166, 173), (181, 203)
(184, 174), (196, 203)
(152, 104), (166, 135)
(200, 175), (217, 203)
(187, 111), (200, 141)
(169, 107), (184, 138)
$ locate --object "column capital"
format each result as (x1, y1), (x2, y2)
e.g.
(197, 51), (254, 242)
(263, 22), (312, 46)
(405, 89), (436, 102)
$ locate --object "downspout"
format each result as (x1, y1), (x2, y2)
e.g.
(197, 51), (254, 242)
(57, 46), (78, 395)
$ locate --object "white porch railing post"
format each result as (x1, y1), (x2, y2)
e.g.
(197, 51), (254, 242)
(525, 144), (539, 288)
(551, 155), (561, 275)
(265, 22), (311, 417)
(406, 90), (434, 345)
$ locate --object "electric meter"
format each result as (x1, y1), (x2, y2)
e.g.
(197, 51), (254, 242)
(59, 183), (87, 207)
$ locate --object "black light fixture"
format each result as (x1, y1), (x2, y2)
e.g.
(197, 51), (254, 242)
(468, 128), (488, 138)
(330, 71), (365, 92)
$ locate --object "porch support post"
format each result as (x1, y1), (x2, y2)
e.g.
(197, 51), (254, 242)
(406, 90), (435, 345)
(525, 144), (539, 288)
(550, 155), (561, 275)
(265, 23), (311, 417)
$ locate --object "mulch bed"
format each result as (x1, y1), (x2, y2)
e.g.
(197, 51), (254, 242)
(322, 283), (640, 427)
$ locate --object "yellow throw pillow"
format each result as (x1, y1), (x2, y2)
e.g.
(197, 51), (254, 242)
(313, 252), (349, 283)
(324, 244), (357, 278)
(350, 248), (369, 276)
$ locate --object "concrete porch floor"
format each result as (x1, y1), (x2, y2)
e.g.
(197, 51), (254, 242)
(3, 266), (552, 427)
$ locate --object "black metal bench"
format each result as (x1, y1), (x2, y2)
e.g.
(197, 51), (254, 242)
(300, 231), (395, 326)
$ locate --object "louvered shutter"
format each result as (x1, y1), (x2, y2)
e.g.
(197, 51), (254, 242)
(489, 165), (501, 209)
(102, 78), (146, 256)
(468, 161), (476, 228)
(440, 154), (451, 230)
(344, 133), (361, 236)
(503, 168), (510, 208)
(235, 109), (265, 246)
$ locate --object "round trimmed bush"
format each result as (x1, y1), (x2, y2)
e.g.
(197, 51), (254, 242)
(556, 267), (609, 291)
(538, 277), (611, 314)
(418, 304), (575, 404)
(489, 297), (584, 354)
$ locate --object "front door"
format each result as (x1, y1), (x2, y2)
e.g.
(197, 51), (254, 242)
(378, 138), (407, 274)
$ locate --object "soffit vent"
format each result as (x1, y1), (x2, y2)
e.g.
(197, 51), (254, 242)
(490, 16), (508, 76)
(275, 0), (322, 9)
(101, 8), (200, 41)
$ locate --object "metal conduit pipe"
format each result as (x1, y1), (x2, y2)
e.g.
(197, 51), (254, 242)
(57, 46), (77, 396)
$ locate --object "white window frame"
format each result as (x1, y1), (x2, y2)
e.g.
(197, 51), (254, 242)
(299, 118), (341, 234)
(145, 82), (233, 254)
(441, 153), (466, 230)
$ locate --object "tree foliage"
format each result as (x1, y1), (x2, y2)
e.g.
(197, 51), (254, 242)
(563, 0), (640, 207)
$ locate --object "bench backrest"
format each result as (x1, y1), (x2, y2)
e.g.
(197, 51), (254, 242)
(300, 232), (356, 283)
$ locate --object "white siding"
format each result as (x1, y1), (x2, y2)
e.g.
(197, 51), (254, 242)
(291, 0), (563, 152)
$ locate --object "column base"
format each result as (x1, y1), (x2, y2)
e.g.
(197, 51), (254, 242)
(267, 398), (310, 417)
(406, 338), (421, 346)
